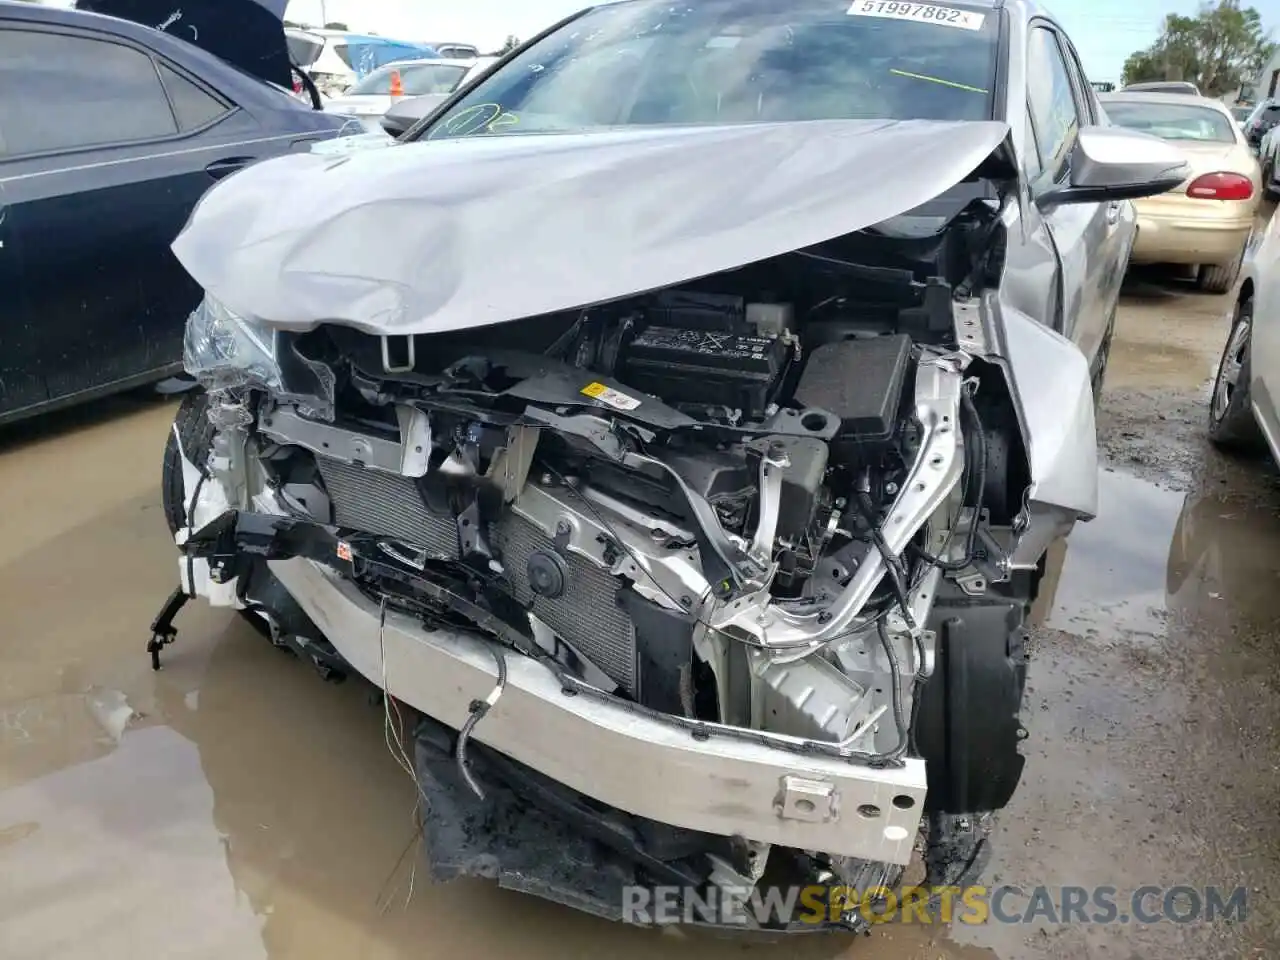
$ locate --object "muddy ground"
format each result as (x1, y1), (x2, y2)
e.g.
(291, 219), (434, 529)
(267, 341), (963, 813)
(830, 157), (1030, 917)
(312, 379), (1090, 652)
(1, 271), (1278, 960)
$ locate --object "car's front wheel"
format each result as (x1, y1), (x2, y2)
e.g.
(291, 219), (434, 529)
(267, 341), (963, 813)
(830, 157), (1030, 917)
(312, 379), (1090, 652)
(1208, 296), (1264, 451)
(1091, 306), (1116, 412)
(162, 390), (273, 637)
(162, 390), (214, 534)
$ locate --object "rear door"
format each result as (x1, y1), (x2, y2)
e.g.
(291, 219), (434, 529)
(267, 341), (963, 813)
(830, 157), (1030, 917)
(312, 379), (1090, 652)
(0, 25), (271, 407)
(1023, 23), (1112, 369)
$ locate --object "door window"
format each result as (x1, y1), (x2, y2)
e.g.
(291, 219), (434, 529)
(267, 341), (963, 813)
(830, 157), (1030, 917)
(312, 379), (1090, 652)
(1025, 26), (1082, 180)
(1023, 114), (1043, 179)
(0, 29), (178, 157)
(1058, 36), (1098, 125)
(158, 63), (231, 131)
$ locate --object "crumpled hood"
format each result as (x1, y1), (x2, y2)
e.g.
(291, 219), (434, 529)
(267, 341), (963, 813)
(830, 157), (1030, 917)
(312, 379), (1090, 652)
(171, 118), (1010, 337)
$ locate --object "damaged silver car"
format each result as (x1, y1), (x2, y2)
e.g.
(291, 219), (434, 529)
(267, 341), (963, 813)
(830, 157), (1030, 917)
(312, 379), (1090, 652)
(152, 0), (1187, 932)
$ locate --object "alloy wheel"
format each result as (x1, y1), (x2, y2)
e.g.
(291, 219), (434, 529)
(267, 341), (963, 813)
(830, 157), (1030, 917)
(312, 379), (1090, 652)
(1211, 315), (1251, 423)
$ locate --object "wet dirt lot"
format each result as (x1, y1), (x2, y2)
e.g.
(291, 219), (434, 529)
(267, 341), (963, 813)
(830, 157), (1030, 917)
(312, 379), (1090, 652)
(2, 275), (1279, 960)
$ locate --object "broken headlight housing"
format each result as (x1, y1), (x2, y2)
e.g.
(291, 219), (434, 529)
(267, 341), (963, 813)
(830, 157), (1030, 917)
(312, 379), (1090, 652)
(183, 295), (336, 421)
(184, 296), (283, 393)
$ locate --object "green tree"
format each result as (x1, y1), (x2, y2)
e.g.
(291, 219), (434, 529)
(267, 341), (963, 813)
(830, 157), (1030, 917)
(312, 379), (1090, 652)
(324, 21), (349, 30)
(499, 34), (520, 54)
(1121, 0), (1273, 96)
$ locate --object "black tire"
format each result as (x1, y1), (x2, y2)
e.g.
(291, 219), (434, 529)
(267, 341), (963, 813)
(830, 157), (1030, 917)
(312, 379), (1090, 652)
(1091, 307), (1116, 412)
(1197, 257), (1242, 295)
(162, 390), (214, 535)
(1208, 297), (1264, 451)
(161, 390), (273, 637)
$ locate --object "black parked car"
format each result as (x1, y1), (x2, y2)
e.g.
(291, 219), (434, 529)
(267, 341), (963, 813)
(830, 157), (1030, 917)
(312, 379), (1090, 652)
(0, 0), (354, 425)
(1242, 97), (1280, 149)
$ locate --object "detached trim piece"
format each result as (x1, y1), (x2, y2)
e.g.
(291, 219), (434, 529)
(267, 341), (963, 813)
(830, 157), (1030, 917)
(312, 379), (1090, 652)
(267, 557), (927, 864)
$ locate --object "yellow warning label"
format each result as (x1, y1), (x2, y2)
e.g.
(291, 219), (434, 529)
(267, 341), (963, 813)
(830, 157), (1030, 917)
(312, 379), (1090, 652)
(580, 381), (641, 410)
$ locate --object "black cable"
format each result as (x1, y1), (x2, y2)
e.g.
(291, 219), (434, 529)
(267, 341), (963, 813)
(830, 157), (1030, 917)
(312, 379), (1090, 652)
(183, 446), (208, 600)
(856, 490), (917, 632)
(853, 474), (943, 763)
(867, 619), (910, 763)
(455, 644), (508, 801)
(911, 387), (987, 572)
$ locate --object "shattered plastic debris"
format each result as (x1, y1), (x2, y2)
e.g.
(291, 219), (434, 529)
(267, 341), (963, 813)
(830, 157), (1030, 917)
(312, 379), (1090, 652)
(85, 688), (137, 744)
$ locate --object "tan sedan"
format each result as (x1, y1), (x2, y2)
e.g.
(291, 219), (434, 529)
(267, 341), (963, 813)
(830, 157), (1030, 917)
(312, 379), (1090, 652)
(1100, 91), (1261, 293)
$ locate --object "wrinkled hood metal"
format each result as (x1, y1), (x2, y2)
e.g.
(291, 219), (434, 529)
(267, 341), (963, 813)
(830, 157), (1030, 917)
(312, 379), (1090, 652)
(171, 118), (1010, 337)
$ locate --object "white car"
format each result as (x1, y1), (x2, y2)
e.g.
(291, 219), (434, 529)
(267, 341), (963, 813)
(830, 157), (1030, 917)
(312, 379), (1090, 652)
(285, 27), (443, 97)
(323, 57), (492, 131)
(1209, 220), (1280, 457)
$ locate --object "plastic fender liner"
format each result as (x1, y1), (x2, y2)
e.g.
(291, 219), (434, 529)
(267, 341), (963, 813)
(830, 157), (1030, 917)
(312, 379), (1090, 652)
(915, 594), (1029, 814)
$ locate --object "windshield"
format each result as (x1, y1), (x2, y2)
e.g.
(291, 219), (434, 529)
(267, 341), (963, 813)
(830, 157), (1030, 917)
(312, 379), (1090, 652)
(349, 62), (469, 96)
(412, 0), (998, 141)
(1103, 100), (1238, 143)
(1231, 106), (1252, 121)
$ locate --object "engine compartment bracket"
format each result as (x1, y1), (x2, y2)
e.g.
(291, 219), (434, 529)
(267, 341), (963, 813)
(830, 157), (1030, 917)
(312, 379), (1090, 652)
(260, 402), (432, 478)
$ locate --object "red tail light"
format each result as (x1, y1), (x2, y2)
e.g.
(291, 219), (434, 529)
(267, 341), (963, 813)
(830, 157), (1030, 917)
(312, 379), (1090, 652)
(1186, 172), (1254, 200)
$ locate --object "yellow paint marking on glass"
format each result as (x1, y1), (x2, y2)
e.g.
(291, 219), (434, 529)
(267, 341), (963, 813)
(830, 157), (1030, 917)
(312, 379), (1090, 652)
(889, 68), (988, 94)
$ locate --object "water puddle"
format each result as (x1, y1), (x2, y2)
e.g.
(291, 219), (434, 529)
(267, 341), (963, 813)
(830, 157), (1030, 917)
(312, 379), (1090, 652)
(1038, 468), (1185, 641)
(1040, 467), (1280, 643)
(4, 393), (1279, 960)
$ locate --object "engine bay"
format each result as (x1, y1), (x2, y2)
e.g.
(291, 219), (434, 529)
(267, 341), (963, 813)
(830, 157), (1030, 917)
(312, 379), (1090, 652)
(224, 228), (1026, 747)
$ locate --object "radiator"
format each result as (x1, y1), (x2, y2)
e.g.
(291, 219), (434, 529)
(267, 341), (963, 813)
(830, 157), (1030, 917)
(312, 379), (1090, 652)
(315, 456), (459, 559)
(314, 456), (638, 694)
(493, 512), (638, 694)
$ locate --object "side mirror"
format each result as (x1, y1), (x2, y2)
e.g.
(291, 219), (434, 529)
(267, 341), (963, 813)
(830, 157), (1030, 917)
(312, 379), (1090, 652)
(379, 114), (413, 137)
(379, 94), (449, 139)
(1037, 125), (1189, 209)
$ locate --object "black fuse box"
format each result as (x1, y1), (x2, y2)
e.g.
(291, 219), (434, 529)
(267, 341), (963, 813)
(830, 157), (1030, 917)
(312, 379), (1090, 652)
(793, 334), (913, 444)
(619, 325), (788, 418)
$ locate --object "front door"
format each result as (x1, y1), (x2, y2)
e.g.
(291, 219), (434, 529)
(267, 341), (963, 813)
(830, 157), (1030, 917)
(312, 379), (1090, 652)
(1024, 23), (1111, 370)
(0, 26), (260, 407)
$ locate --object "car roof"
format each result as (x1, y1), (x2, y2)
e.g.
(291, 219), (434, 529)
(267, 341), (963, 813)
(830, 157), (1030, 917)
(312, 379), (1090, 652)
(385, 57), (478, 68)
(354, 57), (477, 77)
(0, 0), (312, 112)
(1121, 80), (1199, 91)
(1099, 91), (1232, 112)
(0, 0), (157, 37)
